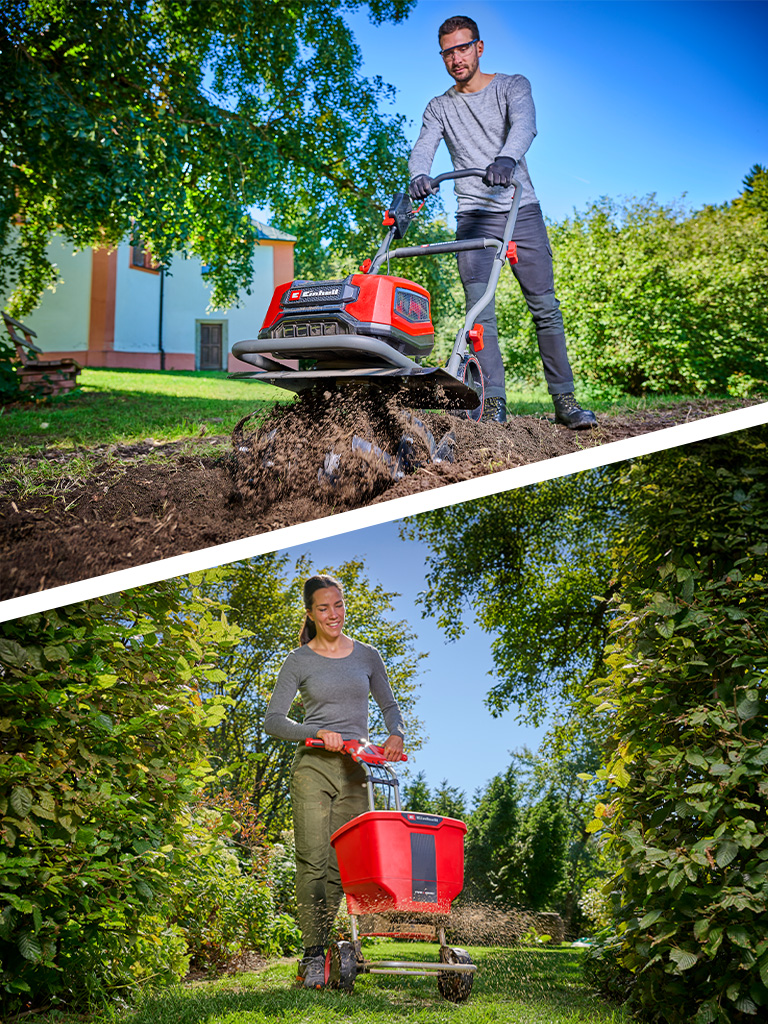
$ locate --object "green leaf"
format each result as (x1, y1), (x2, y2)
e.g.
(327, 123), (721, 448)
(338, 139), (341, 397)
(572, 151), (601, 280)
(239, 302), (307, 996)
(0, 639), (29, 667)
(695, 1000), (717, 1024)
(736, 697), (761, 721)
(18, 931), (42, 962)
(639, 910), (663, 929)
(685, 751), (709, 769)
(43, 645), (70, 662)
(716, 841), (739, 868)
(669, 947), (698, 971)
(728, 925), (751, 948)
(735, 995), (758, 1014)
(10, 786), (33, 818)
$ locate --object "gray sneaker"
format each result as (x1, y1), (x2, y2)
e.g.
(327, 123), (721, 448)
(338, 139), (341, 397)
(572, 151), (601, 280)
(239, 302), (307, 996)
(296, 954), (326, 989)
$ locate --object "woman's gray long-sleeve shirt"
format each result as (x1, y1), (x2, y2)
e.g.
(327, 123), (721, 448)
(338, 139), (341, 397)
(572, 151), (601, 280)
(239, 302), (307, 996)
(264, 640), (405, 743)
(408, 73), (539, 213)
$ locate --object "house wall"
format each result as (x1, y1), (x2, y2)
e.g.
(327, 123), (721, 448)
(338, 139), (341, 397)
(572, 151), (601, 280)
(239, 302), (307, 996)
(3, 235), (293, 371)
(5, 238), (93, 353)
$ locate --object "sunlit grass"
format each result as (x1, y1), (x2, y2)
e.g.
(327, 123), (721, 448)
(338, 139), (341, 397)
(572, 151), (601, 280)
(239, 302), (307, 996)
(1, 366), (746, 495)
(502, 383), (741, 419)
(0, 369), (291, 492)
(0, 369), (289, 450)
(26, 943), (629, 1024)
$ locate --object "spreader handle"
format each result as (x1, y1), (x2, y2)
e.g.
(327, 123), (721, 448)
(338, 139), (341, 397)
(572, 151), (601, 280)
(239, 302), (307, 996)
(304, 738), (407, 764)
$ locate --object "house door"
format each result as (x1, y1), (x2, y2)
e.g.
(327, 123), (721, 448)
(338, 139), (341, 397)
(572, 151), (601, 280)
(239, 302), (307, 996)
(200, 322), (223, 369)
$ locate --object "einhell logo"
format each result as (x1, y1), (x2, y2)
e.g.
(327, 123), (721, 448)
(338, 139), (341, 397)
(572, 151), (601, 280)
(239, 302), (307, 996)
(288, 286), (342, 302)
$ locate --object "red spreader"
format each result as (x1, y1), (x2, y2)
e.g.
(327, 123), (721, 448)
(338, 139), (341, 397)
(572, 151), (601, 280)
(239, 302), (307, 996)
(303, 738), (476, 1002)
(331, 811), (466, 915)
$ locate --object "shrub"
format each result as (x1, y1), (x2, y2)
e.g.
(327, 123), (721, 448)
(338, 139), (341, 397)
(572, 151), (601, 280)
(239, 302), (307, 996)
(265, 830), (298, 917)
(584, 432), (768, 1022)
(583, 928), (636, 1004)
(496, 194), (768, 398)
(0, 582), (243, 1013)
(171, 809), (300, 969)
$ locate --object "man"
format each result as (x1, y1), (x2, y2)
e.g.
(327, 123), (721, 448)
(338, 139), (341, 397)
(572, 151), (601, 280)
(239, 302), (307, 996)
(409, 14), (596, 428)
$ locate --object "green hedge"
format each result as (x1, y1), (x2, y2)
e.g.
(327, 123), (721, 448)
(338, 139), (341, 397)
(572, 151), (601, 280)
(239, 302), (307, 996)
(0, 582), (242, 1013)
(496, 195), (768, 399)
(584, 432), (768, 1022)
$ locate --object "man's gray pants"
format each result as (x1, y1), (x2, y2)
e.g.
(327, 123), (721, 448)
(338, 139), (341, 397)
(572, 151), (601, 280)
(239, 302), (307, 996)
(456, 203), (575, 399)
(291, 745), (368, 949)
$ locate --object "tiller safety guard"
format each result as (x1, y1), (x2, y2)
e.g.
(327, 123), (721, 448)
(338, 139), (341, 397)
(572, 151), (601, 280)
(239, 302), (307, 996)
(304, 738), (477, 1002)
(232, 169), (521, 419)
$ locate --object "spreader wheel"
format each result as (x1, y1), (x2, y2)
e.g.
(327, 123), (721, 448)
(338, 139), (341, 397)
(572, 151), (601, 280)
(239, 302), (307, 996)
(459, 355), (484, 422)
(437, 946), (474, 1003)
(325, 940), (357, 993)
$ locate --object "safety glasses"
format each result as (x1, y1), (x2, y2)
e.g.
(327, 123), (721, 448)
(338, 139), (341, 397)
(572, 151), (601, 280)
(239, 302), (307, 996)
(439, 38), (479, 61)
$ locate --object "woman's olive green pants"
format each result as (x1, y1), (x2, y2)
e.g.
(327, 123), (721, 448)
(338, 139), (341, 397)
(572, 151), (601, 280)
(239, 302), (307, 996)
(290, 746), (368, 948)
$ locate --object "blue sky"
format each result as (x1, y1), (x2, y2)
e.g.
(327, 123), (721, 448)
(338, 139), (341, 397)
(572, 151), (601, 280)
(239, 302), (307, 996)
(280, 518), (549, 803)
(345, 0), (768, 222)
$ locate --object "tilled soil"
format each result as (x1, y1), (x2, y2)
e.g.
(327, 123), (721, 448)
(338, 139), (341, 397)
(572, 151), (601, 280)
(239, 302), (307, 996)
(0, 395), (750, 601)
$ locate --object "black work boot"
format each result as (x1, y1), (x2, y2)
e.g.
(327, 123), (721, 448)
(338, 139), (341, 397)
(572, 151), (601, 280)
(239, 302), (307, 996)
(552, 392), (597, 430)
(481, 397), (507, 423)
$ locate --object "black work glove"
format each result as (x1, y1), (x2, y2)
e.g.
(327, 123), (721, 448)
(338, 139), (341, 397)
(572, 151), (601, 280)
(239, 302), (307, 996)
(483, 156), (517, 187)
(409, 174), (437, 200)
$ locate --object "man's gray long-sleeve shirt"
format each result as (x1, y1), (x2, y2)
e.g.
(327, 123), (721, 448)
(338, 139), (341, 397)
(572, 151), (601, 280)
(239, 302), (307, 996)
(264, 640), (405, 743)
(408, 73), (539, 213)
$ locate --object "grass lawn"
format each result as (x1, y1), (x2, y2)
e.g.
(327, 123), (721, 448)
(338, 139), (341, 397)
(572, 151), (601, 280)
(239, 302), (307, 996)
(0, 369), (288, 452)
(26, 943), (630, 1024)
(0, 369), (290, 493)
(0, 367), (722, 453)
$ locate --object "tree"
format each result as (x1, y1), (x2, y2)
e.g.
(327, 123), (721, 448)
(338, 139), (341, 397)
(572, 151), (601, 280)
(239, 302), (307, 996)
(193, 554), (426, 837)
(513, 792), (570, 912)
(0, 573), (245, 1013)
(464, 764), (569, 913)
(512, 736), (612, 933)
(402, 771), (434, 813)
(402, 469), (619, 727)
(402, 772), (468, 819)
(1, 0), (417, 315)
(737, 164), (768, 217)
(464, 766), (522, 904)
(432, 779), (468, 820)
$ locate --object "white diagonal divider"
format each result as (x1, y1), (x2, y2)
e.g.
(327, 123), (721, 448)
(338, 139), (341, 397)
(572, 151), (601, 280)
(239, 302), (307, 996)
(2, 402), (767, 623)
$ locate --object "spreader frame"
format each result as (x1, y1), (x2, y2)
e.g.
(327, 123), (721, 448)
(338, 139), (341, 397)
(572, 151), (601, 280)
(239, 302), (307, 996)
(304, 739), (477, 1001)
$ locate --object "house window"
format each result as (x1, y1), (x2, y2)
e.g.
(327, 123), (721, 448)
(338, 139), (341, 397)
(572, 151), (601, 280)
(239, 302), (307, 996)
(130, 243), (160, 273)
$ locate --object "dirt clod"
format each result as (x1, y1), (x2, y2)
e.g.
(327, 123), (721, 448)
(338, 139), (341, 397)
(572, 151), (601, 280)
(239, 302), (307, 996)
(0, 395), (753, 602)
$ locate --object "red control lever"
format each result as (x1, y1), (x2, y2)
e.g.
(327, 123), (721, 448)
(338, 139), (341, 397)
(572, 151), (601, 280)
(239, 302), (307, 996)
(467, 323), (484, 352)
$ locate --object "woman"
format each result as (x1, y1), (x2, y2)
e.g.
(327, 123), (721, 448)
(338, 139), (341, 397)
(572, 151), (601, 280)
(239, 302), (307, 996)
(264, 574), (405, 989)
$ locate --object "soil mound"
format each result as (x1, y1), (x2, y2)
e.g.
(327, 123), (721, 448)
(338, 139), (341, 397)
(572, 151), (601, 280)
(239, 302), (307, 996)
(0, 396), (753, 602)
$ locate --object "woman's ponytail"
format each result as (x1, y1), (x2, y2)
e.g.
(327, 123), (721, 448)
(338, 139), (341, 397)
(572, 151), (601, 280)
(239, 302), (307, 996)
(299, 615), (317, 646)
